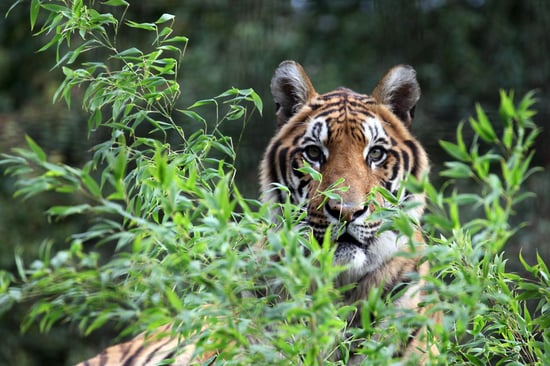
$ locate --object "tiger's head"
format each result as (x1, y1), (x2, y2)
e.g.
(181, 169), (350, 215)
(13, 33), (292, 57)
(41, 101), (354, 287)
(260, 61), (429, 284)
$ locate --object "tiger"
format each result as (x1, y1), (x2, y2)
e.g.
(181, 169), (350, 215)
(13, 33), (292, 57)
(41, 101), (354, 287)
(76, 60), (436, 365)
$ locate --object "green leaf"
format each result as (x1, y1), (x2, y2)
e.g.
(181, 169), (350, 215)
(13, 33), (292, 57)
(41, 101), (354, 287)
(296, 161), (322, 182)
(165, 288), (183, 311)
(454, 193), (480, 206)
(163, 36), (189, 44)
(37, 32), (62, 54)
(155, 13), (175, 24)
(85, 313), (112, 336)
(226, 105), (245, 120)
(216, 88), (239, 98)
(126, 20), (156, 31)
(247, 89), (263, 115)
(376, 186), (399, 205)
(517, 90), (538, 125)
(423, 213), (453, 231)
(88, 108), (102, 131)
(502, 125), (514, 149)
(14, 252), (27, 282)
(188, 98), (217, 109)
(512, 191), (536, 205)
(392, 212), (414, 237)
(47, 204), (91, 218)
(81, 171), (102, 198)
(25, 135), (47, 162)
(499, 90), (516, 122)
(440, 140), (469, 162)
(6, 0), (27, 18)
(470, 104), (497, 143)
(536, 252), (550, 281)
(112, 148), (128, 181)
(116, 47), (143, 57)
(30, 0), (41, 31)
(102, 0), (129, 6)
(440, 161), (472, 179)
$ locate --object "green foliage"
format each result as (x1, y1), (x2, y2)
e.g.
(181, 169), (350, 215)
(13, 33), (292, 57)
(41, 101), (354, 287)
(419, 91), (547, 365)
(1, 1), (342, 364)
(1, 1), (548, 365)
(2, 0), (263, 339)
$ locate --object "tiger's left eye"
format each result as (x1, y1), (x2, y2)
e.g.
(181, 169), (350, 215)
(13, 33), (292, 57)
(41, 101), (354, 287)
(367, 147), (387, 165)
(304, 145), (324, 163)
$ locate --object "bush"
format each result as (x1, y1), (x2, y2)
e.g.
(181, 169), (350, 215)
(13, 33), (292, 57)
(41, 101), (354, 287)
(1, 1), (548, 365)
(422, 90), (549, 365)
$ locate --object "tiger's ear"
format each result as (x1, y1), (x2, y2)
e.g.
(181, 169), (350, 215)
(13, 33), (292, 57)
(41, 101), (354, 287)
(271, 61), (317, 130)
(372, 65), (420, 127)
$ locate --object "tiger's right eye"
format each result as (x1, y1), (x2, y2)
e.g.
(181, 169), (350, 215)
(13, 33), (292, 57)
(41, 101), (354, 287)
(304, 145), (324, 162)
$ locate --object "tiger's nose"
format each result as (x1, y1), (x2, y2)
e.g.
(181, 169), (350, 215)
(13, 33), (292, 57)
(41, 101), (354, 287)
(325, 200), (367, 222)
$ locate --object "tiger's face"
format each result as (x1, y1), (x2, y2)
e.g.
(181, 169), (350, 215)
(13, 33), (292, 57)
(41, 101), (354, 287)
(260, 61), (428, 284)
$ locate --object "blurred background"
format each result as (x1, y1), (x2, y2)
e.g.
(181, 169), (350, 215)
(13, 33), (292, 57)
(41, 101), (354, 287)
(0, 0), (549, 364)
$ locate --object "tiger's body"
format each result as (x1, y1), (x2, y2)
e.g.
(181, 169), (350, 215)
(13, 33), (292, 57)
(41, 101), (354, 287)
(77, 61), (435, 365)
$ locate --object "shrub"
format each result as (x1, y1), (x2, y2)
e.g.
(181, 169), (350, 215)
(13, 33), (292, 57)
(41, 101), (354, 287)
(421, 90), (548, 365)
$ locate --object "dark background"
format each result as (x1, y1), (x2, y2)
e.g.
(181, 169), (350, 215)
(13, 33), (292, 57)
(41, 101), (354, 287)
(0, 1), (549, 364)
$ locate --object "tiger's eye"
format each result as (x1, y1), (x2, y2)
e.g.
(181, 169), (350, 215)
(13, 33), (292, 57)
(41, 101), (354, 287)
(367, 147), (387, 164)
(304, 145), (323, 162)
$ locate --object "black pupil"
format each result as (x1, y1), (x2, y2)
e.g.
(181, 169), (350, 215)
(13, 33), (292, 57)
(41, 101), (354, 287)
(370, 147), (384, 161)
(306, 146), (321, 160)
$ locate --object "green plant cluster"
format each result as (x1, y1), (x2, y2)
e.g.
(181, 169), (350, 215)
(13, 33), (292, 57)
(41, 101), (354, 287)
(420, 90), (548, 365)
(0, 1), (548, 365)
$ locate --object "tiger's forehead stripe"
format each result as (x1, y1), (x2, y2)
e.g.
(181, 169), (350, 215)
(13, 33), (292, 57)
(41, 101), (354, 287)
(311, 90), (376, 116)
(304, 91), (381, 145)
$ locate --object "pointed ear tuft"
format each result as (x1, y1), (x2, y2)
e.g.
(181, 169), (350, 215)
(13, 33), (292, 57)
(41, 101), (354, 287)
(372, 65), (420, 127)
(271, 61), (317, 130)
